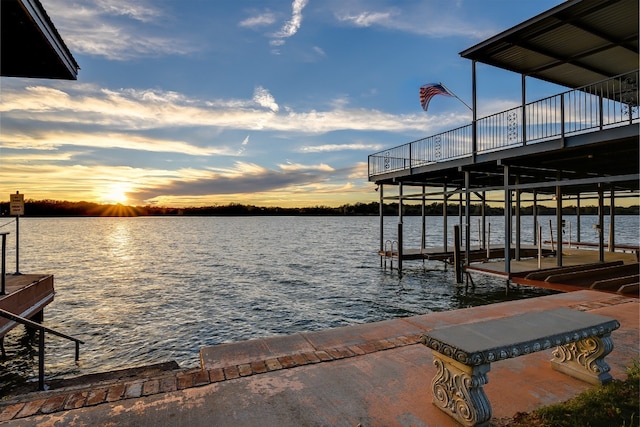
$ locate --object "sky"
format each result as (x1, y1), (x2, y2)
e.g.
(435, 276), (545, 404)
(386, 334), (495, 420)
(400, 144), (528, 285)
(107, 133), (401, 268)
(1, 0), (567, 208)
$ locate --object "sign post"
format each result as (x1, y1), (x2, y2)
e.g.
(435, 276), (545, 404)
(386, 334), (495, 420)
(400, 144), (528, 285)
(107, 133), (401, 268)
(9, 192), (24, 275)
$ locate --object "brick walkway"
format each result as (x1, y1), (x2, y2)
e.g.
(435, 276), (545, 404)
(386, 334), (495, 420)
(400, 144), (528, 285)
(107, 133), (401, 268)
(0, 334), (423, 422)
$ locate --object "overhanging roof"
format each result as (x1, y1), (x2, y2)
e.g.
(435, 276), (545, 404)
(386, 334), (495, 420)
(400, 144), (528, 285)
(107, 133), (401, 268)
(460, 0), (638, 90)
(1, 0), (79, 79)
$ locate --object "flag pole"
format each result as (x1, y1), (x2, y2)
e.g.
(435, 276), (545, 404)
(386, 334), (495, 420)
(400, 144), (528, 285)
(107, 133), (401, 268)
(439, 82), (472, 111)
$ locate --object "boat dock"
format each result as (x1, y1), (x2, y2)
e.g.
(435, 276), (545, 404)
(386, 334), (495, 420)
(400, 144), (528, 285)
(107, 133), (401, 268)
(0, 290), (636, 426)
(368, 0), (638, 290)
(0, 231), (56, 351)
(0, 274), (54, 339)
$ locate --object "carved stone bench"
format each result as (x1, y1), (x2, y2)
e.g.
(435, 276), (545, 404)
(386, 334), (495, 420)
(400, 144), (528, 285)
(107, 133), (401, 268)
(420, 307), (620, 427)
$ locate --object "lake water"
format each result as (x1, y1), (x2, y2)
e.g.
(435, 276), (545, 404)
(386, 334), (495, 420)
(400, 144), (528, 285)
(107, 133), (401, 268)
(0, 215), (637, 392)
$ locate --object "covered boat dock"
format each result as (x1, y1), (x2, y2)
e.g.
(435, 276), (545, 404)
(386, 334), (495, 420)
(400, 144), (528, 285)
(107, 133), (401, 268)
(369, 0), (639, 294)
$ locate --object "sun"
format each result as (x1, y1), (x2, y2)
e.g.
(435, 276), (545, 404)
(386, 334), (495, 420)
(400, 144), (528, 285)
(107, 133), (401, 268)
(101, 182), (130, 205)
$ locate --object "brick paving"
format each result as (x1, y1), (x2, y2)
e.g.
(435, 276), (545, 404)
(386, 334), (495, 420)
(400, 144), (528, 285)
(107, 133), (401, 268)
(0, 335), (422, 422)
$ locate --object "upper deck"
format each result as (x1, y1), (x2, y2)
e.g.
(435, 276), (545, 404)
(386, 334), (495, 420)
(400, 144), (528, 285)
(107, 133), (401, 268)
(368, 71), (639, 195)
(368, 0), (639, 196)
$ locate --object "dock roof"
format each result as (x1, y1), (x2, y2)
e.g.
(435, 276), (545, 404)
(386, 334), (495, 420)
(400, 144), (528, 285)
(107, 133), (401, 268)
(1, 0), (79, 80)
(460, 0), (638, 90)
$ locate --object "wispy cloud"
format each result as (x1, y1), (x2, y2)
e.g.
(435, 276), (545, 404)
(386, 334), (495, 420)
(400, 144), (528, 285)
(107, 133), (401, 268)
(1, 129), (225, 156)
(237, 135), (250, 155)
(279, 162), (334, 172)
(45, 0), (193, 60)
(0, 81), (469, 138)
(132, 160), (332, 202)
(300, 143), (383, 153)
(239, 12), (276, 28)
(253, 86), (280, 112)
(334, 3), (495, 39)
(269, 0), (309, 50)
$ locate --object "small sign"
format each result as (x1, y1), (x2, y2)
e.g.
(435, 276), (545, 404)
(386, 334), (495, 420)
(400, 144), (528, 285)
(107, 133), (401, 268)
(9, 192), (24, 216)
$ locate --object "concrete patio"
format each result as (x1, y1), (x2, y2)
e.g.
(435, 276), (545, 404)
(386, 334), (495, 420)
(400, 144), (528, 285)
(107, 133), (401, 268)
(0, 289), (637, 426)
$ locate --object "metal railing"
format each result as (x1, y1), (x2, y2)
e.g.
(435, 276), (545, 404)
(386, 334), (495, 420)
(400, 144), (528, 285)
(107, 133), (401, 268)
(0, 308), (84, 391)
(369, 70), (639, 178)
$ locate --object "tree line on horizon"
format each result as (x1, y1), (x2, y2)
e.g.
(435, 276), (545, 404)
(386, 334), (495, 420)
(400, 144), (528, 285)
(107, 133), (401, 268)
(0, 199), (638, 217)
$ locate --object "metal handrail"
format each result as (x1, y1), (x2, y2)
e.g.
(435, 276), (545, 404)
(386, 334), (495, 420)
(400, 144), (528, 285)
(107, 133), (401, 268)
(369, 70), (639, 178)
(0, 307), (84, 391)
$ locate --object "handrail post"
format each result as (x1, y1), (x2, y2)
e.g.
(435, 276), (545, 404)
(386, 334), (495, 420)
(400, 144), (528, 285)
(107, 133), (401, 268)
(560, 94), (565, 147)
(521, 73), (527, 145)
(599, 92), (604, 130)
(39, 327), (45, 391)
(1, 232), (8, 295)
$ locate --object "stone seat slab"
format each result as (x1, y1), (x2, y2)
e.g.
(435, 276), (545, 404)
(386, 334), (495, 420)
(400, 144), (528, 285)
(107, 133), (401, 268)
(421, 307), (619, 366)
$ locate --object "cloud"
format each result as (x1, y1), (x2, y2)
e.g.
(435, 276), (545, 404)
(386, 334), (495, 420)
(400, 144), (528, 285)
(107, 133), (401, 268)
(300, 143), (383, 153)
(45, 0), (193, 60)
(239, 12), (276, 28)
(133, 160), (333, 202)
(1, 129), (225, 156)
(0, 81), (470, 145)
(279, 162), (334, 172)
(334, 3), (495, 39)
(339, 10), (398, 28)
(253, 86), (280, 112)
(269, 0), (309, 48)
(237, 135), (250, 155)
(93, 0), (161, 22)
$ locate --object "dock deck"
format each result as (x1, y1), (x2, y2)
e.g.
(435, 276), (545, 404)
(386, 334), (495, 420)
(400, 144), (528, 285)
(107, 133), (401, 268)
(465, 248), (639, 296)
(0, 274), (55, 337)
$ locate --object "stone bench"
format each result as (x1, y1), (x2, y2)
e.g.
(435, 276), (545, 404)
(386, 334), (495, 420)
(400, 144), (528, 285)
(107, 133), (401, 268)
(420, 307), (620, 427)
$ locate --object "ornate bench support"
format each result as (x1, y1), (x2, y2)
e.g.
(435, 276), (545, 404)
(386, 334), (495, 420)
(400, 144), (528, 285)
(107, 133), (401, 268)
(431, 351), (491, 427)
(551, 333), (615, 385)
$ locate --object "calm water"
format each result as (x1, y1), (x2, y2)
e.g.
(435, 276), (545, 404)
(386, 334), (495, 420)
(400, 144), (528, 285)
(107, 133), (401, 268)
(0, 215), (637, 391)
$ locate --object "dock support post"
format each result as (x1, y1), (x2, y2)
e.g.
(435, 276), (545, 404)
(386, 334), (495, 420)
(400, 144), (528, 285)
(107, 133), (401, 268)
(458, 189), (463, 239)
(453, 225), (463, 284)
(577, 193), (581, 243)
(515, 175), (521, 261)
(443, 183), (448, 253)
(533, 190), (538, 245)
(537, 226), (543, 269)
(481, 191), (486, 250)
(398, 183), (403, 274)
(379, 184), (384, 267)
(464, 171), (471, 268)
(398, 223), (403, 274)
(421, 185), (426, 250)
(556, 184), (563, 267)
(598, 184), (605, 262)
(503, 165), (512, 278)
(609, 188), (615, 252)
(487, 223), (491, 259)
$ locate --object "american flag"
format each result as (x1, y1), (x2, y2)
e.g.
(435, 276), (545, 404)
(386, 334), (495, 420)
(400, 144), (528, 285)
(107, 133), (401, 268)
(419, 83), (453, 112)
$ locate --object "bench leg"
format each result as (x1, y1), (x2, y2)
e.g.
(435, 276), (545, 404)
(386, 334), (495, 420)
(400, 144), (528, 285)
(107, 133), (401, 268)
(551, 333), (614, 385)
(431, 351), (491, 427)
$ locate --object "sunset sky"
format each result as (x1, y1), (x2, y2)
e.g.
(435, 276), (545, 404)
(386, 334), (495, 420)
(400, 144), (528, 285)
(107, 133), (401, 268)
(1, 0), (565, 208)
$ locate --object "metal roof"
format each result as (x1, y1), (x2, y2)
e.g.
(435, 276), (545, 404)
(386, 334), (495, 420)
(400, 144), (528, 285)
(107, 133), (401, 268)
(460, 0), (638, 90)
(1, 0), (79, 79)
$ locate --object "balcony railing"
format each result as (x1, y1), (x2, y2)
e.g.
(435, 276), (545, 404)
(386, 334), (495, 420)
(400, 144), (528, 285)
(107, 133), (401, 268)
(369, 70), (639, 178)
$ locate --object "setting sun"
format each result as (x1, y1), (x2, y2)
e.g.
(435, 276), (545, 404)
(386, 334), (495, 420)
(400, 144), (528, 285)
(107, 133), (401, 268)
(101, 182), (130, 204)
